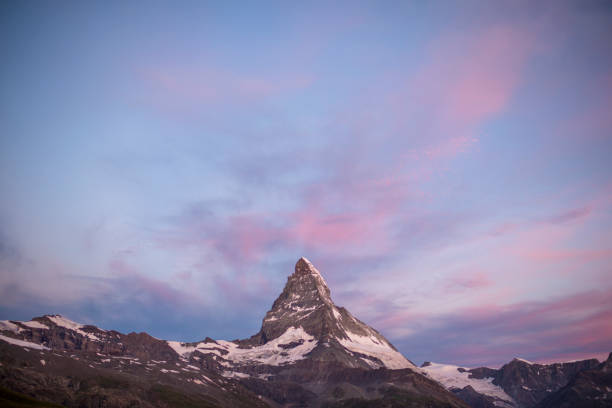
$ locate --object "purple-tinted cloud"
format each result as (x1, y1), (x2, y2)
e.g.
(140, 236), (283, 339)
(389, 289), (612, 367)
(538, 206), (592, 225)
(138, 65), (315, 112)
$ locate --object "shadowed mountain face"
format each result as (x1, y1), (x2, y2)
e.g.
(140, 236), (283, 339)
(534, 353), (612, 408)
(422, 357), (609, 408)
(0, 258), (468, 408)
(0, 258), (609, 407)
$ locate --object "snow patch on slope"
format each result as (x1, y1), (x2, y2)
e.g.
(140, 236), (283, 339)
(338, 330), (416, 370)
(0, 334), (49, 350)
(168, 326), (317, 367)
(167, 340), (198, 356)
(0, 320), (21, 333)
(422, 362), (514, 407)
(21, 321), (49, 330)
(47, 315), (102, 341)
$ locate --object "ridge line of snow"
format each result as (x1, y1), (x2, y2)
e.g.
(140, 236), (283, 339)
(46, 315), (102, 341)
(0, 334), (49, 350)
(337, 329), (415, 370)
(422, 362), (514, 407)
(168, 326), (317, 367)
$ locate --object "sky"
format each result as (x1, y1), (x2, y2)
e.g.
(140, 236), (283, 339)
(1, 1), (611, 368)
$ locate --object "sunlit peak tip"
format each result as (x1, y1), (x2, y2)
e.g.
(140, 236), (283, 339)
(296, 256), (318, 271)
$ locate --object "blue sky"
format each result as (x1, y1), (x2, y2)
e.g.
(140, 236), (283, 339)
(1, 1), (611, 367)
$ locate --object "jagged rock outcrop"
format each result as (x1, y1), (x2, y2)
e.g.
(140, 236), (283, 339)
(535, 352), (612, 408)
(492, 357), (601, 407)
(422, 357), (607, 408)
(452, 385), (503, 408)
(237, 257), (415, 371)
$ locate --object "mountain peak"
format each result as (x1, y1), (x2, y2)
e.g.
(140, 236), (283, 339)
(294, 257), (328, 285)
(242, 258), (415, 370)
(295, 256), (319, 274)
(254, 258), (333, 344)
(290, 256), (331, 299)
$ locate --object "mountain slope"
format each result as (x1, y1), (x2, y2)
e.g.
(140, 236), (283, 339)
(422, 357), (605, 408)
(0, 257), (467, 408)
(3, 257), (607, 407)
(421, 362), (514, 407)
(535, 352), (612, 408)
(169, 257), (415, 373)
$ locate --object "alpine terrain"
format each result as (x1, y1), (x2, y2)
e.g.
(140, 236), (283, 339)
(0, 257), (610, 407)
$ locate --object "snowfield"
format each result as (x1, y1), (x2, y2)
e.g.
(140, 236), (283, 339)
(168, 326), (318, 367)
(422, 362), (514, 407)
(338, 329), (416, 370)
(47, 315), (103, 341)
(0, 334), (49, 350)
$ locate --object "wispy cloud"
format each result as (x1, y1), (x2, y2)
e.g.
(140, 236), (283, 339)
(392, 289), (612, 367)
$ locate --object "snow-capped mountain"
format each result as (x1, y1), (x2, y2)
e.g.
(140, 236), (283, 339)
(166, 257), (415, 375)
(0, 258), (466, 407)
(0, 257), (609, 407)
(421, 356), (608, 408)
(421, 361), (515, 407)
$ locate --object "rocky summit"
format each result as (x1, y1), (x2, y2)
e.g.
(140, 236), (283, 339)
(241, 257), (415, 370)
(0, 257), (610, 408)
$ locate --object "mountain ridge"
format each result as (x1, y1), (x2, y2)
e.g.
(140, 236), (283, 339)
(0, 257), (610, 407)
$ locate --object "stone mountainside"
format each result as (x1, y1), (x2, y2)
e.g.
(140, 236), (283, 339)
(534, 353), (612, 408)
(421, 356), (611, 408)
(0, 258), (468, 408)
(0, 257), (610, 408)
(238, 257), (415, 370)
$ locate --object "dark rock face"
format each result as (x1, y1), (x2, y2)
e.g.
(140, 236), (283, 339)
(535, 353), (612, 408)
(426, 357), (608, 408)
(237, 257), (415, 371)
(452, 385), (500, 408)
(0, 340), (266, 408)
(492, 358), (601, 407)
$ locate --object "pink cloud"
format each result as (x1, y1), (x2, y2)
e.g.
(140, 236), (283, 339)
(214, 214), (286, 264)
(444, 27), (532, 124)
(394, 289), (612, 367)
(405, 24), (534, 129)
(524, 248), (612, 262)
(108, 258), (192, 306)
(501, 205), (607, 267)
(136, 65), (314, 111)
(488, 222), (519, 237)
(536, 351), (611, 365)
(287, 201), (393, 255)
(539, 206), (592, 225)
(446, 271), (492, 291)
(162, 24), (538, 265)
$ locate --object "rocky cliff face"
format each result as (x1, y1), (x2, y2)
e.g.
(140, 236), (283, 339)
(236, 257), (415, 371)
(535, 353), (612, 408)
(491, 358), (601, 407)
(422, 357), (606, 408)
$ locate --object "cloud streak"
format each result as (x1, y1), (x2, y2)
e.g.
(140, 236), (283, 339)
(391, 289), (612, 367)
